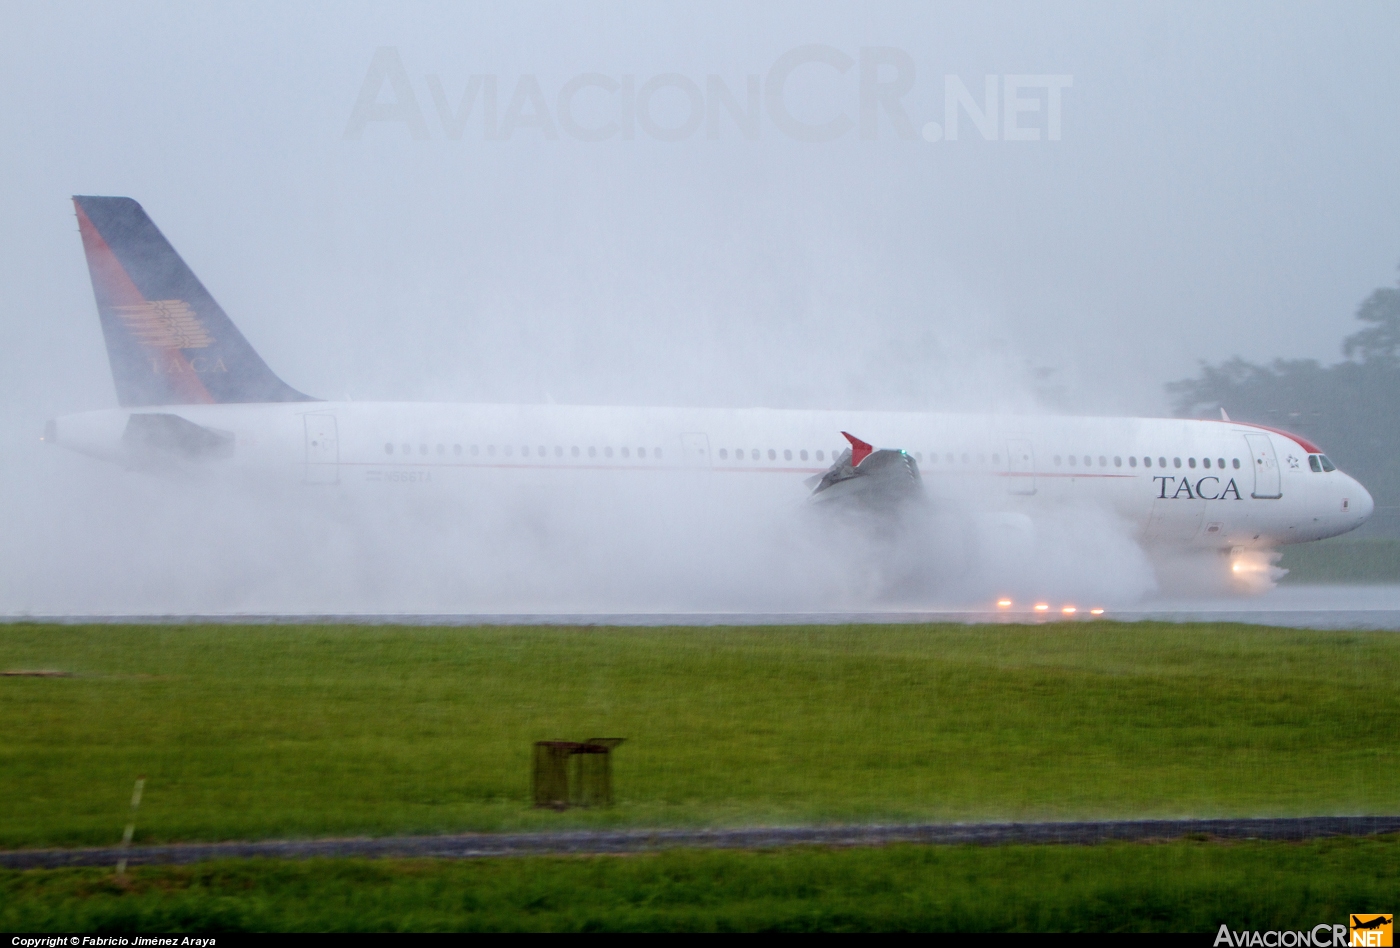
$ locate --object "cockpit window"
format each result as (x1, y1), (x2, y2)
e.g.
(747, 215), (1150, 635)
(1309, 455), (1323, 473)
(1319, 455), (1336, 472)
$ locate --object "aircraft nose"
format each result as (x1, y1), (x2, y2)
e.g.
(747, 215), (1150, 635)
(1348, 475), (1374, 522)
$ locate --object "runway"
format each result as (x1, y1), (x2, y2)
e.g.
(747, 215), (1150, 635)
(8, 585), (1400, 630)
(4, 816), (1398, 869)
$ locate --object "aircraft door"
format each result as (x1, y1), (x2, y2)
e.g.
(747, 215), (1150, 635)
(1006, 438), (1035, 494)
(304, 413), (339, 484)
(680, 432), (711, 469)
(1244, 433), (1281, 498)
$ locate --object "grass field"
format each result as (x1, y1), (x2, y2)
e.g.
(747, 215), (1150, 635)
(3, 838), (1396, 932)
(1, 621), (1397, 850)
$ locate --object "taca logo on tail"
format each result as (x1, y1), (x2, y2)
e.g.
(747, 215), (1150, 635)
(72, 195), (315, 406)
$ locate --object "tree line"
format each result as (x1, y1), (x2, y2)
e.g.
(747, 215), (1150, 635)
(1167, 271), (1400, 532)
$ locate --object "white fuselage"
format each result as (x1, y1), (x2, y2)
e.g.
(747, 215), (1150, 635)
(50, 402), (1374, 550)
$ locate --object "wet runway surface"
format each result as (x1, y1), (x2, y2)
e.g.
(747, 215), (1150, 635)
(5, 816), (1398, 869)
(10, 585), (1400, 629)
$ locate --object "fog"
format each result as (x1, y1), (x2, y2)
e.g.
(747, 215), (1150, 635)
(2, 2), (1398, 615)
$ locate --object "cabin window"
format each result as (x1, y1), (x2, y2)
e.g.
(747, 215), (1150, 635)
(471, 445), (480, 456)
(1143, 457), (1152, 467)
(1129, 456), (1137, 467)
(1082, 456), (1090, 466)
(419, 445), (428, 456)
(784, 449), (792, 461)
(621, 447), (630, 458)
(571, 446), (579, 457)
(1319, 455), (1336, 472)
(454, 444), (462, 455)
(1173, 457), (1181, 468)
(1068, 455), (1076, 466)
(1309, 455), (1323, 473)
(1232, 458), (1241, 469)
(719, 449), (728, 459)
(605, 447), (613, 458)
(1202, 457), (1211, 468)
(816, 450), (825, 461)
(1217, 458), (1225, 468)
(635, 447), (644, 459)
(800, 450), (808, 461)
(1158, 457), (1167, 468)
(554, 446), (562, 457)
(767, 449), (775, 460)
(504, 446), (512, 457)
(384, 443), (393, 455)
(488, 445), (496, 457)
(437, 444), (445, 455)
(588, 447), (597, 458)
(960, 453), (969, 464)
(402, 443), (410, 455)
(1054, 455), (1062, 465)
(1098, 456), (1106, 466)
(1188, 457), (1196, 468)
(1114, 456), (1122, 467)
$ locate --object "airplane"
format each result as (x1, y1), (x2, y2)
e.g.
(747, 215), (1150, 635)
(1352, 916), (1392, 931)
(45, 195), (1374, 592)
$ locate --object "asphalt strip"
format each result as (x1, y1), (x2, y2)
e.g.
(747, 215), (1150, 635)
(4, 817), (1399, 869)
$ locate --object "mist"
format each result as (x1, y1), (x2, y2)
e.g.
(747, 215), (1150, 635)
(2, 2), (1398, 615)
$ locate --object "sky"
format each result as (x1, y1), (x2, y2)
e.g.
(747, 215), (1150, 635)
(1, 1), (1397, 613)
(3, 1), (1398, 419)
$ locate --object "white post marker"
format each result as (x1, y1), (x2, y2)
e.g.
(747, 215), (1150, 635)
(116, 776), (146, 876)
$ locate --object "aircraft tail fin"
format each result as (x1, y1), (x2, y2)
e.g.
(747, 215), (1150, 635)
(72, 195), (315, 406)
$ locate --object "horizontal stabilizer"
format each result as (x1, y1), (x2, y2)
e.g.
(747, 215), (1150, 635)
(123, 413), (235, 460)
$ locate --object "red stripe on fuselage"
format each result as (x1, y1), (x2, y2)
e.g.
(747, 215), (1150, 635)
(1209, 418), (1322, 454)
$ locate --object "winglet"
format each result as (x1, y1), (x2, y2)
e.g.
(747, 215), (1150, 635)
(1220, 407), (1231, 421)
(841, 431), (874, 466)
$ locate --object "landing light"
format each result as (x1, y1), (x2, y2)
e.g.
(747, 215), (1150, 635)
(996, 599), (1013, 609)
(1090, 608), (1105, 616)
(1033, 603), (1049, 612)
(1062, 606), (1077, 615)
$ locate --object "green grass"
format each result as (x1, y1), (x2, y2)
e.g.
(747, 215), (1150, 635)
(1280, 539), (1400, 584)
(1, 622), (1398, 849)
(3, 838), (1396, 932)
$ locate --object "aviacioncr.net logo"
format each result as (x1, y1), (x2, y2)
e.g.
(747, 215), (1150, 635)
(1214, 916), (1391, 947)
